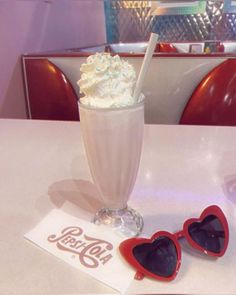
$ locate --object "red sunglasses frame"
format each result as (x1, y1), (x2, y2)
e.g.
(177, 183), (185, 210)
(119, 205), (229, 281)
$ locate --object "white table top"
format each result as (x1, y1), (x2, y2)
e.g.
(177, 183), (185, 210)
(1, 119), (236, 294)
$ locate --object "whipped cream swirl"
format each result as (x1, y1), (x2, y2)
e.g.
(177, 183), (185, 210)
(77, 53), (140, 108)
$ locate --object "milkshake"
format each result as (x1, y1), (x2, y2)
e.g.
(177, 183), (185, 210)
(77, 53), (144, 236)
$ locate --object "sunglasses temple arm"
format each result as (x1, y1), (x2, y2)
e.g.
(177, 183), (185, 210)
(174, 230), (184, 240)
(135, 271), (145, 280)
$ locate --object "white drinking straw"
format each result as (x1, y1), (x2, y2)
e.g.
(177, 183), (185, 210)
(133, 33), (159, 101)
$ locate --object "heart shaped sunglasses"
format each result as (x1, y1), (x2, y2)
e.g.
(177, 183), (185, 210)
(119, 205), (229, 281)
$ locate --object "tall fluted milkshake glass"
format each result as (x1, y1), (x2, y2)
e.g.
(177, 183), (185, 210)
(79, 101), (144, 236)
(77, 52), (144, 236)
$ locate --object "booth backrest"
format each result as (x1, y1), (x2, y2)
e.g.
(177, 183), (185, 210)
(180, 59), (236, 126)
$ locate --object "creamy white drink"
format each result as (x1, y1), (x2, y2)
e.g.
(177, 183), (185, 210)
(77, 53), (143, 108)
(77, 53), (144, 236)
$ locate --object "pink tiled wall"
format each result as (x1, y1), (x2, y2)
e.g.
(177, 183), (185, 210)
(0, 0), (106, 118)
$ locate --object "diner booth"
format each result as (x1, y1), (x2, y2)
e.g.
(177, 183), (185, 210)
(20, 0), (236, 126)
(1, 1), (236, 294)
(22, 41), (236, 125)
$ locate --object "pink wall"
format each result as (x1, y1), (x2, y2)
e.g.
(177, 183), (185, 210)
(0, 0), (106, 118)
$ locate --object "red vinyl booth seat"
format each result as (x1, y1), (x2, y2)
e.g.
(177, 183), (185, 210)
(155, 43), (178, 53)
(23, 59), (80, 121)
(180, 59), (236, 126)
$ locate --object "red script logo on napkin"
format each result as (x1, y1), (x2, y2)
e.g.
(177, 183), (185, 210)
(48, 226), (113, 268)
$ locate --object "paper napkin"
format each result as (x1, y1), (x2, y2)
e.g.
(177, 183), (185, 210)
(24, 208), (135, 293)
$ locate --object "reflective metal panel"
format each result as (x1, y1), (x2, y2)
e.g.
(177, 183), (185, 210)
(104, 0), (236, 42)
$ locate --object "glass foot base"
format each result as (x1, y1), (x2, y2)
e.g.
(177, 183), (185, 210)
(93, 207), (143, 237)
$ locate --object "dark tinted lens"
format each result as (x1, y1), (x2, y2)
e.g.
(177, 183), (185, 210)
(188, 215), (225, 253)
(132, 236), (178, 278)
